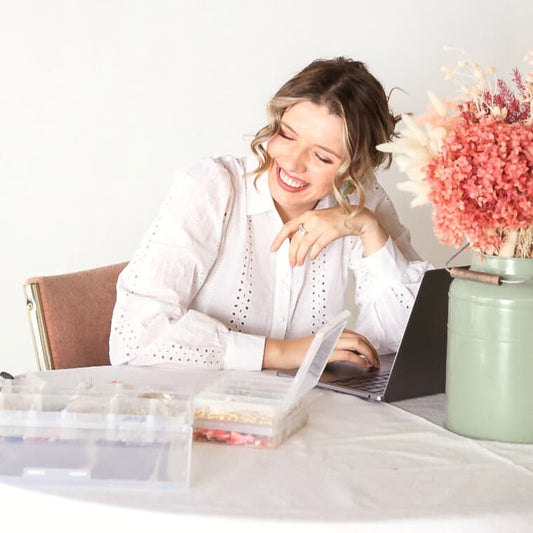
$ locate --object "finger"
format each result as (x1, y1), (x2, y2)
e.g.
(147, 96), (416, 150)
(336, 349), (381, 369)
(284, 220), (315, 266)
(289, 232), (308, 267)
(271, 216), (309, 252)
(330, 349), (372, 368)
(293, 220), (328, 265)
(308, 235), (331, 261)
(270, 224), (295, 252)
(294, 232), (318, 266)
(356, 342), (380, 368)
(336, 332), (380, 368)
(307, 223), (348, 261)
(353, 340), (380, 368)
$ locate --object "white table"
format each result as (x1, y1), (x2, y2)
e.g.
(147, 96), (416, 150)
(2, 365), (533, 532)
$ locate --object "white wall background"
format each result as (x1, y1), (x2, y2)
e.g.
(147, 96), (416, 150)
(1, 0), (531, 375)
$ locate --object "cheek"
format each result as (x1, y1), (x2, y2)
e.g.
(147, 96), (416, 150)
(266, 137), (281, 158)
(314, 167), (338, 192)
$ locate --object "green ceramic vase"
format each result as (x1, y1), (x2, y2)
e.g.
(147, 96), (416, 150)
(445, 254), (533, 443)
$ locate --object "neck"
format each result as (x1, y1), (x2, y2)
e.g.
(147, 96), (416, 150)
(274, 200), (319, 224)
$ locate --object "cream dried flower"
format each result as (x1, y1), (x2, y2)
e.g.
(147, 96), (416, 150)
(377, 95), (449, 207)
(378, 48), (533, 258)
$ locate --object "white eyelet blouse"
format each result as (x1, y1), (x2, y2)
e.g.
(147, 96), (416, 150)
(109, 154), (432, 370)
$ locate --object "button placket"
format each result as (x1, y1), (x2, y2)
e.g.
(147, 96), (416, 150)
(270, 239), (292, 338)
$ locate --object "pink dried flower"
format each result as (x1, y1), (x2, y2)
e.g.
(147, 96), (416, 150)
(378, 50), (533, 257)
(425, 115), (533, 253)
(490, 78), (530, 123)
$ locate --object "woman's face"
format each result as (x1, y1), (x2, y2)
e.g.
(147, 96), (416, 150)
(267, 100), (345, 222)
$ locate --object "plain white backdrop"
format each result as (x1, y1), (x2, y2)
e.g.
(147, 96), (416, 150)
(1, 0), (531, 375)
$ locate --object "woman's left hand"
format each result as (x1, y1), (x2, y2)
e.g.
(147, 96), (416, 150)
(271, 205), (388, 266)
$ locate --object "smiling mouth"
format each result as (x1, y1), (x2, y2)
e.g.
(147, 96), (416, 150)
(276, 165), (310, 192)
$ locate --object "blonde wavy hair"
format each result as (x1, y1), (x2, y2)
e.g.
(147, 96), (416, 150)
(249, 57), (399, 220)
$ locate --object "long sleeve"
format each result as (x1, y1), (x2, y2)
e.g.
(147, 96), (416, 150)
(349, 180), (432, 354)
(110, 158), (432, 369)
(109, 158), (265, 370)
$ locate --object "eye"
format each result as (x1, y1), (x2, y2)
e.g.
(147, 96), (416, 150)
(278, 128), (294, 141)
(315, 153), (333, 164)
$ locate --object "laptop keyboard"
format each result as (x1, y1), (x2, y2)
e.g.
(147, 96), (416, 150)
(331, 372), (390, 393)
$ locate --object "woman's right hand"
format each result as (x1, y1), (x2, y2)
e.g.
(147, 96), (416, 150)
(262, 329), (380, 370)
(270, 206), (389, 267)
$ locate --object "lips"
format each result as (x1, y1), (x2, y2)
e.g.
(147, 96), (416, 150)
(276, 164), (310, 192)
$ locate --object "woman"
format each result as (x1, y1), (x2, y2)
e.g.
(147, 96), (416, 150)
(109, 57), (431, 372)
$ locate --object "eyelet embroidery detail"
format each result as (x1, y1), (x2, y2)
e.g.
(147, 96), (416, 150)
(111, 190), (226, 367)
(229, 216), (254, 333)
(310, 251), (327, 334)
(112, 315), (223, 366)
(390, 285), (411, 311)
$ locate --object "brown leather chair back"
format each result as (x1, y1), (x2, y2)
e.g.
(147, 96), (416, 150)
(24, 262), (128, 370)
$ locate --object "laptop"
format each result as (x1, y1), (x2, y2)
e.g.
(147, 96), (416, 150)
(278, 268), (452, 402)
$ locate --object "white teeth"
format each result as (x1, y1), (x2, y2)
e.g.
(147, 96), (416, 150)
(279, 169), (307, 189)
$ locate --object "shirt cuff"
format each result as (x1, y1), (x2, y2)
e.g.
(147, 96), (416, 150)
(223, 331), (265, 371)
(352, 236), (409, 280)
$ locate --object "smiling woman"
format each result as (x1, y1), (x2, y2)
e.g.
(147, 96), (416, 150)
(109, 57), (432, 373)
(267, 101), (344, 221)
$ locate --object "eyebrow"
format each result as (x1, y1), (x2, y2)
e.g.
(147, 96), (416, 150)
(281, 121), (342, 159)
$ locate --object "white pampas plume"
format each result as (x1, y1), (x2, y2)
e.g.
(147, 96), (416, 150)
(401, 114), (428, 145)
(427, 91), (448, 117)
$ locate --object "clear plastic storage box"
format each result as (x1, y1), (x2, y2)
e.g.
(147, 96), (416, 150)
(0, 378), (193, 489)
(193, 311), (349, 448)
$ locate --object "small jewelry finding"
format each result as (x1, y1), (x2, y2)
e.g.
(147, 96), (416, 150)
(298, 223), (308, 236)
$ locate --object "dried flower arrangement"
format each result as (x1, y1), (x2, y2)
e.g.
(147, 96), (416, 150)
(378, 47), (533, 258)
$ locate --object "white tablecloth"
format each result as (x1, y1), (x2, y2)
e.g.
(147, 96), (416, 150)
(1, 365), (532, 532)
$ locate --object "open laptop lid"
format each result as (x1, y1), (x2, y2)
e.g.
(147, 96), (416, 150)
(282, 268), (453, 403)
(380, 267), (451, 402)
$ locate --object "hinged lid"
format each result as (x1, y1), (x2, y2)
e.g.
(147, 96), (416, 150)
(193, 310), (351, 422)
(281, 310), (350, 411)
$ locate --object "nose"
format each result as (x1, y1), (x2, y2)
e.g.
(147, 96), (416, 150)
(284, 146), (307, 174)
